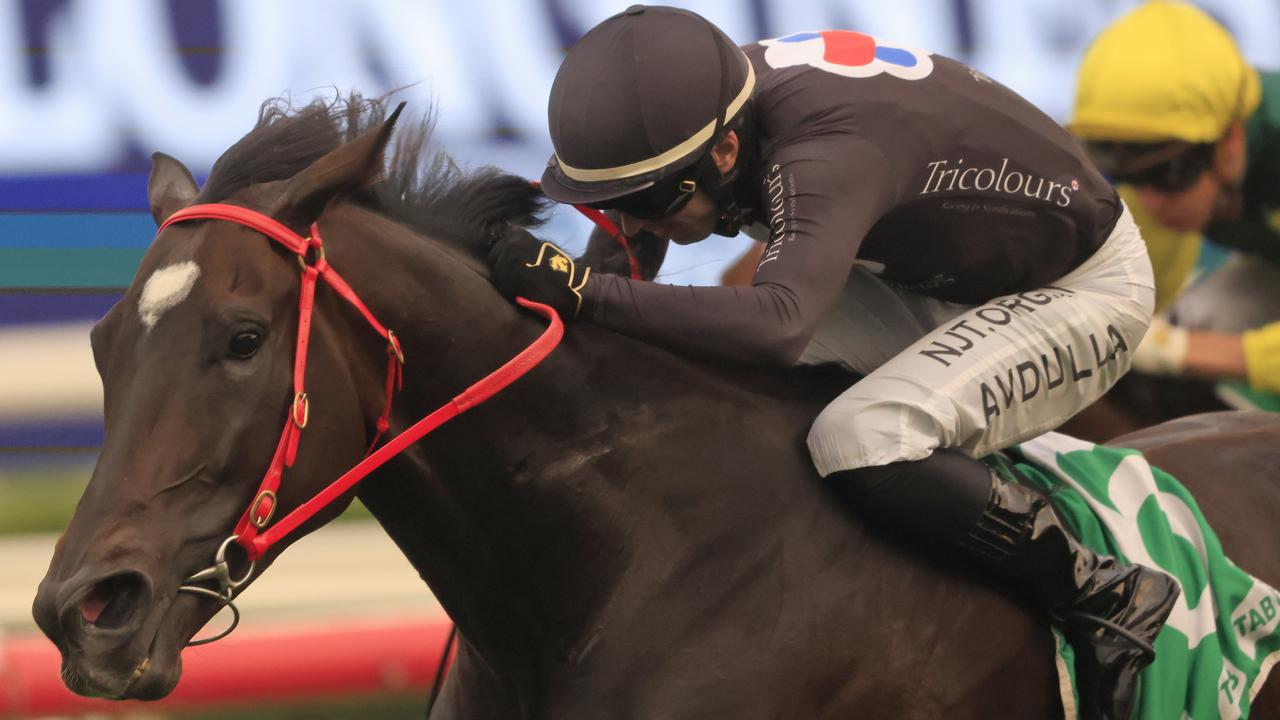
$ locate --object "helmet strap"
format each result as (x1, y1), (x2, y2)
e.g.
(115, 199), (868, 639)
(706, 146), (747, 236)
(701, 25), (746, 236)
(707, 105), (755, 236)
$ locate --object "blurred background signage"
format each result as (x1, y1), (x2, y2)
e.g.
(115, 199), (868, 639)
(0, 3), (1275, 716)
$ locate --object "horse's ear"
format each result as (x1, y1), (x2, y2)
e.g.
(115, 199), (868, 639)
(148, 152), (199, 226)
(270, 102), (406, 231)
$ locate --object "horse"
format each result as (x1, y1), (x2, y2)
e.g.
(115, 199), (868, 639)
(1057, 374), (1233, 443)
(32, 95), (1280, 718)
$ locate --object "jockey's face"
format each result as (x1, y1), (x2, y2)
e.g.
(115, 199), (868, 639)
(1133, 123), (1248, 233)
(1135, 173), (1223, 232)
(619, 189), (720, 244)
(616, 130), (740, 245)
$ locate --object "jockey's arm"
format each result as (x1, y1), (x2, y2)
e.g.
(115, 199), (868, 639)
(1134, 317), (1280, 393)
(579, 139), (893, 367)
(1179, 329), (1248, 379)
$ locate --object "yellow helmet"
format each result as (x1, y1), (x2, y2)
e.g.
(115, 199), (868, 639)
(1070, 0), (1261, 143)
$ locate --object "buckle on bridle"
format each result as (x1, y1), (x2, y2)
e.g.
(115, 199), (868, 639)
(249, 490), (278, 529)
(292, 391), (310, 429)
(295, 243), (327, 271)
(387, 330), (405, 365)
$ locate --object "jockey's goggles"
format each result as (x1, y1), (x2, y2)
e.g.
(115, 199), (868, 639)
(1087, 140), (1216, 194)
(589, 169), (701, 220)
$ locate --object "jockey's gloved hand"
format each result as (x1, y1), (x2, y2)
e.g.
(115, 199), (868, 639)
(1132, 316), (1189, 376)
(487, 227), (591, 319)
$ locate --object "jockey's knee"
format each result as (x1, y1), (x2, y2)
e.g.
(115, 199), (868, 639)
(806, 382), (954, 478)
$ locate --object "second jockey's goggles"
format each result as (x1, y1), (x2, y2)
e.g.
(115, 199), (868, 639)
(1087, 140), (1216, 193)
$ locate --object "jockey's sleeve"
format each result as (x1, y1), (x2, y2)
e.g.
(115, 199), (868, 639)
(1243, 320), (1280, 393)
(580, 138), (895, 367)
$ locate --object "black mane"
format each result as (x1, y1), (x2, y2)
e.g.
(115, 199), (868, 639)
(198, 93), (550, 254)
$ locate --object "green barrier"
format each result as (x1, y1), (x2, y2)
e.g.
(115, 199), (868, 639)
(0, 212), (153, 288)
(0, 464), (374, 536)
(0, 248), (145, 288)
(1217, 381), (1280, 413)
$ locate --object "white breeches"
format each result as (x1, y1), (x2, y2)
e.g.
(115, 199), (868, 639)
(805, 204), (1155, 476)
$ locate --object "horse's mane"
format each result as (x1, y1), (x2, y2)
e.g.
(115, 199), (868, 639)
(198, 92), (550, 253)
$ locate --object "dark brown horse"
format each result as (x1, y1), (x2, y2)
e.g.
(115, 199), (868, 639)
(33, 96), (1280, 718)
(1059, 374), (1233, 443)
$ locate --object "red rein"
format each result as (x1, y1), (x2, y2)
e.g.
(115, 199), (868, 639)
(528, 179), (644, 282)
(571, 203), (643, 281)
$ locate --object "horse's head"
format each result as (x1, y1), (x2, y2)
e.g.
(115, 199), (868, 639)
(33, 108), (402, 700)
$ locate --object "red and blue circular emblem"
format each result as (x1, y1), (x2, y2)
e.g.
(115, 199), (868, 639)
(761, 30), (933, 80)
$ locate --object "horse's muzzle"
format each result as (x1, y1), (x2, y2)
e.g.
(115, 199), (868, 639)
(32, 567), (168, 698)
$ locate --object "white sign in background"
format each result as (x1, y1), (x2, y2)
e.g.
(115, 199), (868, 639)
(3, 0), (1278, 177)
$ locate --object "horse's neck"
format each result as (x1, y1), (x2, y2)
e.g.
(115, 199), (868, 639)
(323, 207), (862, 698)
(323, 207), (627, 668)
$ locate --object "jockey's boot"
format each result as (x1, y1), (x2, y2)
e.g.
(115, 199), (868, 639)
(825, 449), (1180, 720)
(969, 464), (1180, 720)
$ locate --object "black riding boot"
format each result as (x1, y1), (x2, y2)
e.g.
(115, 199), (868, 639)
(827, 449), (1180, 720)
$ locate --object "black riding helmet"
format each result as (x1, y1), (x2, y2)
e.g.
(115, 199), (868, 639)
(541, 5), (755, 216)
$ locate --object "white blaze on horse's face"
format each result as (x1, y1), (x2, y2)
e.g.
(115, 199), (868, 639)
(138, 261), (201, 330)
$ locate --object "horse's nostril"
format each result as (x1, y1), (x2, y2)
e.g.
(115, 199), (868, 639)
(80, 582), (110, 624)
(78, 573), (146, 630)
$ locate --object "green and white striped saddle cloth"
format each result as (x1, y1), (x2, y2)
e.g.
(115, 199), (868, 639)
(1002, 432), (1280, 719)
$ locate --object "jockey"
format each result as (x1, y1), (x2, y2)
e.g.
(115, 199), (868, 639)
(1070, 0), (1280, 403)
(488, 6), (1178, 717)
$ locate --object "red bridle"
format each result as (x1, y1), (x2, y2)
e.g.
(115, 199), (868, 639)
(566, 202), (643, 281)
(158, 203), (565, 563)
(526, 179), (644, 282)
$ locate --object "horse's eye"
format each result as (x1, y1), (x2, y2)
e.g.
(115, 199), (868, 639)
(228, 331), (264, 359)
